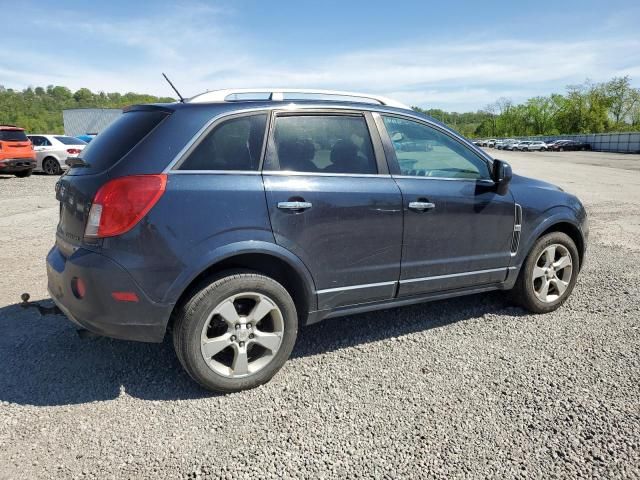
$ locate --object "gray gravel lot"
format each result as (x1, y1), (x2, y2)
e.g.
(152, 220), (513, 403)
(1, 150), (639, 479)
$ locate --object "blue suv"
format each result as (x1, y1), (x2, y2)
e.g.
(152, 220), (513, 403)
(47, 89), (588, 392)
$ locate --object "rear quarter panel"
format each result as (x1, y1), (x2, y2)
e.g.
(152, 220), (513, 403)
(100, 173), (279, 304)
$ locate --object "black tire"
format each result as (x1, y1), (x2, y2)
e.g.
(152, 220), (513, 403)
(14, 169), (33, 178)
(511, 232), (580, 313)
(42, 157), (61, 175)
(173, 271), (298, 392)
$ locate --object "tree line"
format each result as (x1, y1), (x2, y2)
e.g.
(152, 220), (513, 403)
(413, 76), (640, 138)
(0, 85), (174, 133)
(1, 77), (639, 137)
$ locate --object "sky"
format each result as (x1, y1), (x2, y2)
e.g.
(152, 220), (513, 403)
(1, 0), (639, 112)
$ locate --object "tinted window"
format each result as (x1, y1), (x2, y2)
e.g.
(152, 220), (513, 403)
(71, 110), (167, 175)
(180, 114), (267, 171)
(383, 116), (490, 179)
(29, 136), (51, 147)
(55, 136), (87, 145)
(0, 130), (28, 142)
(266, 115), (377, 174)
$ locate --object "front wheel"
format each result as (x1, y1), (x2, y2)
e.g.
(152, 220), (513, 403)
(511, 232), (579, 313)
(173, 271), (298, 392)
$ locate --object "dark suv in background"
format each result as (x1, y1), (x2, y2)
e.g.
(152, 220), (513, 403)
(47, 89), (588, 392)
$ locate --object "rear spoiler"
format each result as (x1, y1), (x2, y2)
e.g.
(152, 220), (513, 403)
(122, 104), (175, 114)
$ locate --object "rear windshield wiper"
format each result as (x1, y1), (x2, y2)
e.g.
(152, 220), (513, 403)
(66, 157), (90, 168)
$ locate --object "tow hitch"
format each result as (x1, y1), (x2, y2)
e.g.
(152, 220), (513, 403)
(20, 293), (61, 316)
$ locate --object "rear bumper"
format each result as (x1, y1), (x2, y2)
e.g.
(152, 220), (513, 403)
(0, 158), (36, 172)
(46, 245), (174, 342)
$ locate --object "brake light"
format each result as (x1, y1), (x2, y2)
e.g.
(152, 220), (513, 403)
(85, 174), (167, 238)
(67, 148), (82, 155)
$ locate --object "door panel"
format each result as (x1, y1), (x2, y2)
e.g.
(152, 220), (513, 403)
(376, 114), (515, 296)
(264, 174), (402, 309)
(395, 177), (514, 295)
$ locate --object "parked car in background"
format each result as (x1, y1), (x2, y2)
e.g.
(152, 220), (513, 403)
(28, 135), (87, 175)
(497, 139), (516, 150)
(525, 141), (548, 151)
(47, 88), (588, 392)
(550, 140), (591, 152)
(486, 139), (497, 147)
(0, 125), (36, 177)
(544, 140), (563, 149)
(76, 134), (97, 143)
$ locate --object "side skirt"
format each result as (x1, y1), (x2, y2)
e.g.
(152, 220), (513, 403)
(306, 282), (508, 325)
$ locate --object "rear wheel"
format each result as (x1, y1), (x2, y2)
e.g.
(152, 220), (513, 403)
(511, 232), (579, 313)
(173, 271), (298, 392)
(14, 169), (32, 178)
(42, 157), (61, 175)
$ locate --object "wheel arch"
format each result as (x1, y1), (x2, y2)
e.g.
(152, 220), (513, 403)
(539, 221), (585, 268)
(167, 243), (317, 330)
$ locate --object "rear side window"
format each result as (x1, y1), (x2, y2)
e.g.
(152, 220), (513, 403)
(29, 136), (51, 147)
(70, 110), (167, 175)
(180, 114), (267, 171)
(55, 136), (87, 145)
(265, 115), (377, 174)
(0, 130), (28, 142)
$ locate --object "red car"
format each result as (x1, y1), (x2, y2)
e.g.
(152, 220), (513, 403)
(0, 125), (36, 177)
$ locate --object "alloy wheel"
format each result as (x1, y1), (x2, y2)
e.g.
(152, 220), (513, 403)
(200, 292), (284, 378)
(532, 244), (573, 303)
(43, 158), (60, 175)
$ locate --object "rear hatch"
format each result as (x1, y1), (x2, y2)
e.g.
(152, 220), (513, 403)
(0, 128), (35, 159)
(55, 109), (170, 254)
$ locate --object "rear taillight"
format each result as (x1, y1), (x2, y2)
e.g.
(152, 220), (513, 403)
(67, 148), (82, 155)
(85, 174), (167, 238)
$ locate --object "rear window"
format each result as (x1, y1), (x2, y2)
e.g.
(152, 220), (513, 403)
(69, 110), (167, 175)
(55, 136), (87, 145)
(0, 130), (28, 142)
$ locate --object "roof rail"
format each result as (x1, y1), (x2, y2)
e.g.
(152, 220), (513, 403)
(187, 88), (411, 109)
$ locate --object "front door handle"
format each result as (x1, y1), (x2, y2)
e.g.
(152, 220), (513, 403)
(277, 201), (312, 211)
(408, 201), (436, 211)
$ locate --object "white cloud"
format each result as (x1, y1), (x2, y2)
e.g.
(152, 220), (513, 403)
(1, 3), (639, 111)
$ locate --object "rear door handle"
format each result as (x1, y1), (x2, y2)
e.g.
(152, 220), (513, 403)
(408, 201), (436, 211)
(277, 201), (312, 211)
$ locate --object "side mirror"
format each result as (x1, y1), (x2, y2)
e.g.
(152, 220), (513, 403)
(492, 159), (512, 195)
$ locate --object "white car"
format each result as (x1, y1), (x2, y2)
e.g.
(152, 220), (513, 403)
(27, 134), (87, 175)
(525, 141), (548, 151)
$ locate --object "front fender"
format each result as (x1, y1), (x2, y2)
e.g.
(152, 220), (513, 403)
(512, 205), (586, 269)
(163, 240), (318, 311)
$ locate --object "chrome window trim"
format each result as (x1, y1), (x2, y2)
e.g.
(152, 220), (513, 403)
(316, 281), (397, 295)
(163, 103), (495, 173)
(168, 170), (262, 175)
(263, 171), (392, 179)
(392, 175), (496, 184)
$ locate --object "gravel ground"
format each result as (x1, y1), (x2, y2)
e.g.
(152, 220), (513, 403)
(1, 151), (639, 479)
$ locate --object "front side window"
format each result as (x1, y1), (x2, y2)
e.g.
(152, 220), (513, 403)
(180, 114), (267, 171)
(382, 116), (491, 179)
(266, 115), (377, 174)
